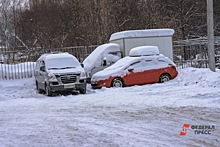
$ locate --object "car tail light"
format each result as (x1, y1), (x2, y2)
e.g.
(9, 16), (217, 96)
(168, 64), (176, 69)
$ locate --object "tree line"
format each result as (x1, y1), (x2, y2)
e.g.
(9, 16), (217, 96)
(1, 0), (220, 50)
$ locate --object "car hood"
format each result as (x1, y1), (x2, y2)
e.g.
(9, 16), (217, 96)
(47, 66), (84, 75)
(91, 67), (126, 81)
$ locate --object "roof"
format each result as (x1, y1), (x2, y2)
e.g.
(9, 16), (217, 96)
(129, 46), (159, 57)
(109, 29), (175, 41)
(37, 52), (76, 61)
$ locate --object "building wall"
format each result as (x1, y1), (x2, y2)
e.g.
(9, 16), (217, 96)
(110, 37), (174, 61)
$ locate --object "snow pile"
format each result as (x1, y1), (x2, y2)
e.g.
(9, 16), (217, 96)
(175, 67), (220, 87)
(109, 29), (175, 41)
(0, 78), (38, 101)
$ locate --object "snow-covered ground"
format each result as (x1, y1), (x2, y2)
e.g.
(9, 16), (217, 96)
(0, 67), (220, 147)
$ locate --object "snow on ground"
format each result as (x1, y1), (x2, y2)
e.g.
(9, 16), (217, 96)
(0, 67), (220, 147)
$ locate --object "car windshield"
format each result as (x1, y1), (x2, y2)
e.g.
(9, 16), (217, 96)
(45, 57), (80, 70)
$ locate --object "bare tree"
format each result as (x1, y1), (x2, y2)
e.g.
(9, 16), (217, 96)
(157, 0), (207, 40)
(13, 0), (220, 50)
(0, 0), (28, 50)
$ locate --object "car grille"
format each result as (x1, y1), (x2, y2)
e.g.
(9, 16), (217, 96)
(59, 74), (77, 84)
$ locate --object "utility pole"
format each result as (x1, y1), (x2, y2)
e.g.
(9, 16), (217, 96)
(207, 0), (216, 72)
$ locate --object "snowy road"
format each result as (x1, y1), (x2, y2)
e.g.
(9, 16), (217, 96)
(0, 68), (220, 147)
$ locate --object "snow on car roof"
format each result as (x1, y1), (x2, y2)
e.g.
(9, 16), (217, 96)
(105, 56), (139, 70)
(83, 43), (120, 72)
(105, 54), (168, 70)
(37, 52), (77, 61)
(109, 29), (174, 41)
(129, 46), (160, 57)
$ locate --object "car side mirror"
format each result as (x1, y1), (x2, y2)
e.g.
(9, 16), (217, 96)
(128, 66), (134, 72)
(81, 63), (84, 68)
(40, 66), (45, 72)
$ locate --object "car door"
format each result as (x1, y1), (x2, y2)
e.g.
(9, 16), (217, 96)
(124, 60), (146, 86)
(143, 59), (160, 83)
(38, 61), (46, 89)
(34, 61), (40, 81)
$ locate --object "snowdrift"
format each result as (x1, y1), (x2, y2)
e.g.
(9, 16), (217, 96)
(175, 67), (220, 87)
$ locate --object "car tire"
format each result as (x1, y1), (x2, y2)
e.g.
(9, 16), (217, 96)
(111, 78), (124, 88)
(159, 74), (171, 83)
(79, 88), (86, 94)
(36, 81), (43, 94)
(45, 83), (53, 96)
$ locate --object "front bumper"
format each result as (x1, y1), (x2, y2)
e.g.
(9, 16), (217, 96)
(91, 81), (103, 89)
(49, 82), (86, 92)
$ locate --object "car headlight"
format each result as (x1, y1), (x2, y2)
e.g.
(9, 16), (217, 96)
(80, 71), (86, 77)
(48, 73), (56, 80)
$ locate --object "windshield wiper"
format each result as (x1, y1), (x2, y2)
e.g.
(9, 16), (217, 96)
(48, 67), (76, 70)
(48, 68), (61, 70)
(61, 67), (76, 69)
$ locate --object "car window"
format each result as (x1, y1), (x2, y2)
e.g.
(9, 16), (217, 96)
(144, 60), (155, 66)
(158, 60), (166, 63)
(45, 57), (80, 70)
(39, 61), (45, 71)
(157, 59), (168, 65)
(129, 61), (141, 68)
(109, 51), (122, 58)
(40, 61), (45, 66)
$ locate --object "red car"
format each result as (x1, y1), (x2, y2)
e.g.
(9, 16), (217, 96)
(91, 53), (178, 89)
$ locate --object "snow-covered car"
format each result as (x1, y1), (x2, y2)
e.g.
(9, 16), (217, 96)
(91, 46), (178, 89)
(34, 52), (87, 96)
(83, 43), (122, 83)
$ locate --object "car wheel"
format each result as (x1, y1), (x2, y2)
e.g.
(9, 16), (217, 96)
(79, 88), (86, 94)
(111, 78), (124, 88)
(45, 84), (53, 96)
(159, 74), (171, 83)
(36, 81), (43, 93)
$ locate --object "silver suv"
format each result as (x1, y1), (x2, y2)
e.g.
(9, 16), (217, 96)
(34, 52), (87, 96)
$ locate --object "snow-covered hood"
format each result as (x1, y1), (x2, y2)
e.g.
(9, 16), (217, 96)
(91, 56), (138, 81)
(47, 66), (84, 75)
(91, 67), (124, 81)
